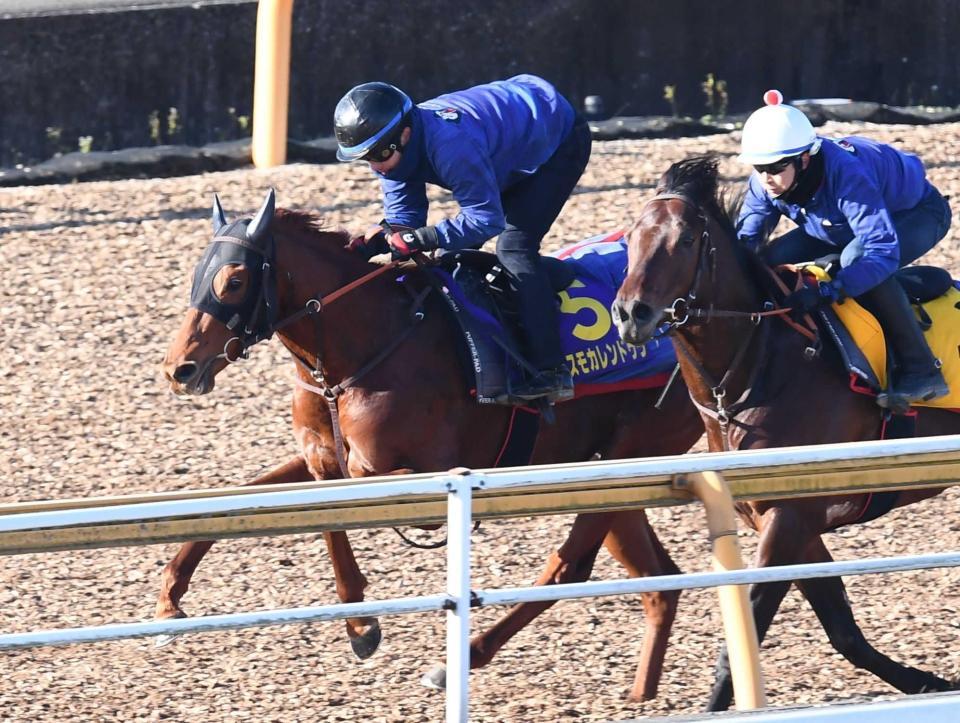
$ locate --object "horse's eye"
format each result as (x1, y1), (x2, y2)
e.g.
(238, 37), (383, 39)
(679, 234), (695, 246)
(228, 277), (243, 290)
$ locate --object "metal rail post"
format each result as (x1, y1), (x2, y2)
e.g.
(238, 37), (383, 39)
(445, 469), (473, 723)
(252, 0), (294, 167)
(676, 471), (766, 710)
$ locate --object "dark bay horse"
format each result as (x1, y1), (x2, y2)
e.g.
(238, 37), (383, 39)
(158, 190), (704, 700)
(612, 155), (958, 709)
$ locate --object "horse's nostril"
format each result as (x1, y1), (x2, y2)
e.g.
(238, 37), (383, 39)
(632, 303), (653, 324)
(172, 362), (198, 384)
(612, 301), (627, 324)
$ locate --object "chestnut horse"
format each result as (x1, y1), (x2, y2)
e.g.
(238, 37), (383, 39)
(612, 155), (957, 709)
(158, 190), (704, 700)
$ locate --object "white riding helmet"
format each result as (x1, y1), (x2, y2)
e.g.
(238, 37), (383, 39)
(738, 90), (820, 165)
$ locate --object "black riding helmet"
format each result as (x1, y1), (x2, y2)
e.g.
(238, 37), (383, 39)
(334, 82), (414, 162)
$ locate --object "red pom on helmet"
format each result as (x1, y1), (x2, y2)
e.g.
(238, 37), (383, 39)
(763, 89), (784, 106)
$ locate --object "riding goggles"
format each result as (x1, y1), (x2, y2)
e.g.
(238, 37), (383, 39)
(753, 157), (794, 175)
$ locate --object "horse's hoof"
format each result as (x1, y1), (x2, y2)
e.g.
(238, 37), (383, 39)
(349, 620), (382, 660)
(153, 611), (188, 648)
(421, 663), (447, 691)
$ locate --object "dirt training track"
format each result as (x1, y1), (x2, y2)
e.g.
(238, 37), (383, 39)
(2, 122), (960, 721)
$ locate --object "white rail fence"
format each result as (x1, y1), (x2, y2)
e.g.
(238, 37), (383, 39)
(3, 435), (960, 721)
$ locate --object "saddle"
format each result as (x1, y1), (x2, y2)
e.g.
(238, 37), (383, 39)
(423, 249), (561, 405)
(783, 261), (960, 410)
(438, 248), (576, 296)
(424, 235), (677, 405)
(763, 260), (958, 530)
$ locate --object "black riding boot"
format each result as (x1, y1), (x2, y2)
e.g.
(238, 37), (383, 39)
(857, 276), (948, 411)
(509, 261), (573, 403)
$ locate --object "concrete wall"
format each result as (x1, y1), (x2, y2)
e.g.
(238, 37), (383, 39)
(2, 0), (958, 166)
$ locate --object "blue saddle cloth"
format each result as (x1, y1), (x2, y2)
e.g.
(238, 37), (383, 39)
(551, 231), (675, 384)
(428, 231), (676, 404)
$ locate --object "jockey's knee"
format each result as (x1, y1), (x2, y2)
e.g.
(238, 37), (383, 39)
(495, 244), (539, 275)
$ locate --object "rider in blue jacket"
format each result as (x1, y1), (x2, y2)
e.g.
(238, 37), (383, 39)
(334, 75), (592, 402)
(736, 90), (952, 411)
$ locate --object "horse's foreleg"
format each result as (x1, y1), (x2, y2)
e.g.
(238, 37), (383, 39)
(155, 540), (216, 621)
(322, 529), (381, 660)
(796, 537), (952, 694)
(706, 507), (799, 712)
(466, 512), (614, 669)
(603, 510), (680, 702)
(326, 466), (421, 660)
(707, 582), (791, 711)
(154, 455), (312, 621)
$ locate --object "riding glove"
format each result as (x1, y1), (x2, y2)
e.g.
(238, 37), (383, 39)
(387, 226), (440, 259)
(784, 281), (841, 320)
(347, 223), (420, 260)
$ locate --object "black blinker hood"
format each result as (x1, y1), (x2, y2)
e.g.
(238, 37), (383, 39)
(188, 190), (280, 347)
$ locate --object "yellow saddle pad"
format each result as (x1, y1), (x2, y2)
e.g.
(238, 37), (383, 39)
(806, 266), (960, 409)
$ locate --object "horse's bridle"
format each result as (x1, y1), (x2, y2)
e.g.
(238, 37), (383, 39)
(643, 192), (783, 449)
(650, 193), (783, 330)
(187, 231), (280, 370)
(194, 228), (404, 366)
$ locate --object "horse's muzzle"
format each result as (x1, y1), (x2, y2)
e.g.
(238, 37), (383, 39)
(164, 360), (214, 396)
(612, 298), (660, 345)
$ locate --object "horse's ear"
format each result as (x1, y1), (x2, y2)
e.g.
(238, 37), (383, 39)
(212, 193), (227, 234)
(247, 188), (276, 244)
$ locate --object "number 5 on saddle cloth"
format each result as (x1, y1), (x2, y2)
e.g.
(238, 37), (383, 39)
(426, 232), (677, 405)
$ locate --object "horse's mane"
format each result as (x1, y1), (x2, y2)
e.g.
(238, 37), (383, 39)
(657, 154), (780, 298)
(655, 154), (740, 236)
(272, 207), (351, 247)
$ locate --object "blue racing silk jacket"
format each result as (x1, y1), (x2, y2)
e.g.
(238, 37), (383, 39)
(376, 74), (575, 250)
(736, 136), (932, 298)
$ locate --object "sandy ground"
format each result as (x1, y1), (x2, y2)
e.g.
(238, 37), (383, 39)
(1, 122), (960, 721)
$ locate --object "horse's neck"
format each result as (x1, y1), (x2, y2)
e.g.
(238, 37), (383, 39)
(675, 318), (763, 396)
(274, 234), (411, 383)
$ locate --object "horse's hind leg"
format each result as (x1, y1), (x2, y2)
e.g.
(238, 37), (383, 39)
(472, 511), (614, 665)
(603, 510), (680, 702)
(796, 537), (952, 694)
(421, 511), (614, 689)
(154, 455), (313, 624)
